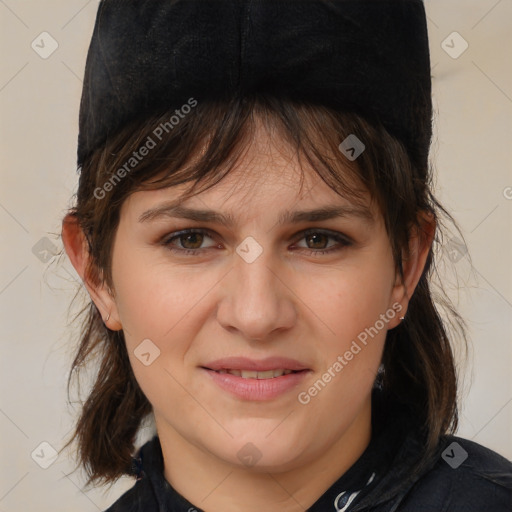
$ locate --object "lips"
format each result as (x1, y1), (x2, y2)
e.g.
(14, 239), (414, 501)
(201, 356), (311, 400)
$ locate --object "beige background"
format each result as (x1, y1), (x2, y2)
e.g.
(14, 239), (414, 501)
(1, 1), (511, 510)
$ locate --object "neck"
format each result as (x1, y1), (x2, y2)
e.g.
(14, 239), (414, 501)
(157, 401), (372, 512)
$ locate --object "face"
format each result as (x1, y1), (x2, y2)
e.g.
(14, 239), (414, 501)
(105, 121), (405, 472)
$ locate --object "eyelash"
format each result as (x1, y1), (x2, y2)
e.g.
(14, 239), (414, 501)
(160, 228), (353, 257)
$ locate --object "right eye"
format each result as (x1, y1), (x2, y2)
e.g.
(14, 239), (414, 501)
(161, 228), (219, 255)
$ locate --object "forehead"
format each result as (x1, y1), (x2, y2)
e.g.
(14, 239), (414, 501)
(122, 118), (375, 224)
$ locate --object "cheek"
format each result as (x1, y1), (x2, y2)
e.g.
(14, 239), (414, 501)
(112, 244), (203, 339)
(294, 254), (396, 403)
(111, 253), (206, 406)
(110, 246), (226, 395)
(300, 257), (395, 346)
(294, 270), (393, 422)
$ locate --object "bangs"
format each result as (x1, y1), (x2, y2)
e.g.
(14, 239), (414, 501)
(91, 96), (380, 216)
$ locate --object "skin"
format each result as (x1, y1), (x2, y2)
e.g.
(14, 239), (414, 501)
(62, 117), (434, 512)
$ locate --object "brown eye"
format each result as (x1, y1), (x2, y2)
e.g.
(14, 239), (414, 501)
(305, 232), (330, 250)
(162, 229), (217, 254)
(293, 229), (352, 256)
(179, 232), (204, 250)
(160, 228), (352, 257)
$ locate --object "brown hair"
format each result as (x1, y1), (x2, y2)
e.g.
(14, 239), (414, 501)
(59, 95), (467, 488)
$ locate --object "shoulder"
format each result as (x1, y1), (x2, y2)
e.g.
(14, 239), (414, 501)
(398, 436), (512, 512)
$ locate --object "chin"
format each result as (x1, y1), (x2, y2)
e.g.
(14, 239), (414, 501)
(214, 430), (310, 472)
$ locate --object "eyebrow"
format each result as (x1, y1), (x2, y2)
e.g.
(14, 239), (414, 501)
(138, 201), (374, 226)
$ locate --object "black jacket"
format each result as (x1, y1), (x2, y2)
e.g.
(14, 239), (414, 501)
(104, 392), (512, 511)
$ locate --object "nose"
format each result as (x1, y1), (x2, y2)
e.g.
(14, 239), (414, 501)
(216, 248), (297, 342)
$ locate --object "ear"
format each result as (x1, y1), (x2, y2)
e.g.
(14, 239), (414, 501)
(61, 213), (122, 331)
(388, 211), (436, 328)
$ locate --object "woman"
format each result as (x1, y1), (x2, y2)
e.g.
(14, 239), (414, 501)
(60, 0), (512, 510)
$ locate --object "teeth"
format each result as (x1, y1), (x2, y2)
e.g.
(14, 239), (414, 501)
(257, 370), (275, 379)
(216, 369), (294, 379)
(241, 370), (259, 379)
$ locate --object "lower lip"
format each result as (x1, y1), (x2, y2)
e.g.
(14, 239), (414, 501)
(202, 368), (310, 401)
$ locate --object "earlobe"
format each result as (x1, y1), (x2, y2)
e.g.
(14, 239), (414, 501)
(61, 214), (123, 331)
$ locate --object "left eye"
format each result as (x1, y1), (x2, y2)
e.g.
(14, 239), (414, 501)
(293, 230), (350, 252)
(161, 228), (352, 255)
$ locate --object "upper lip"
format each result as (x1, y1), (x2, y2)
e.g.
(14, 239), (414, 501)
(202, 356), (310, 372)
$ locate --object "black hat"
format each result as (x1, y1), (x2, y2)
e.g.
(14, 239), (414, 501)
(78, 0), (432, 170)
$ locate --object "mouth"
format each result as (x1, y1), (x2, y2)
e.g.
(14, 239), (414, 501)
(200, 357), (311, 401)
(206, 368), (302, 379)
